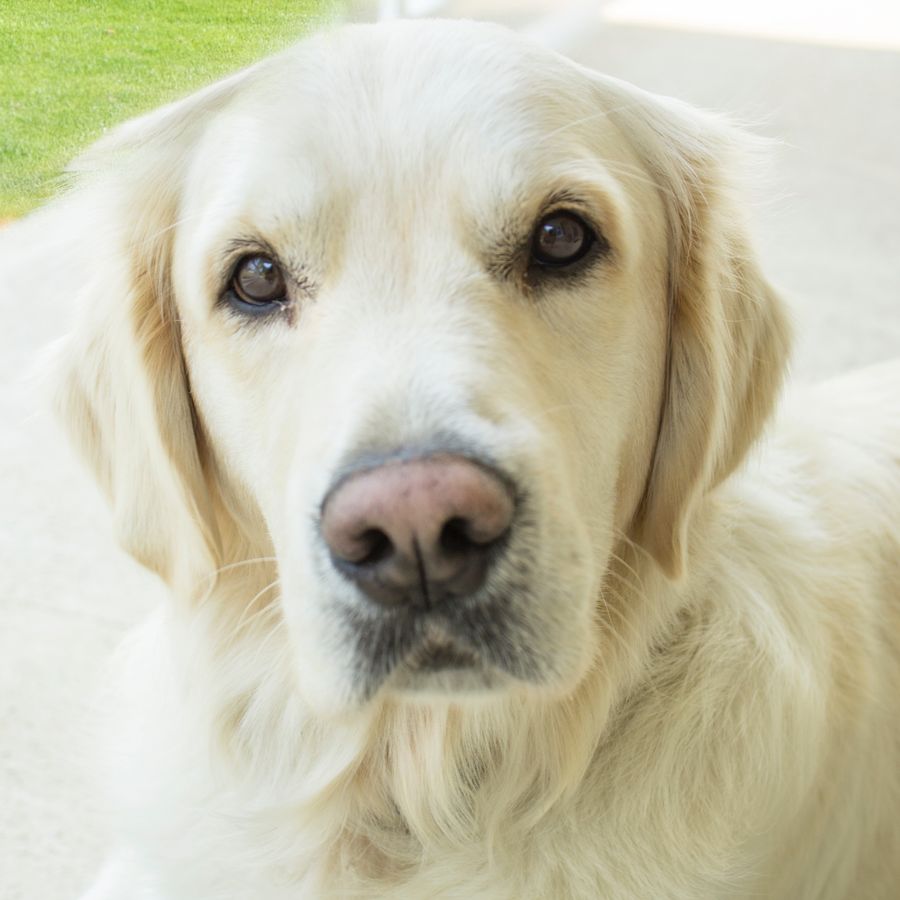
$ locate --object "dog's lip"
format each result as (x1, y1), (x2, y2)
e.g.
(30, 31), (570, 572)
(406, 637), (481, 672)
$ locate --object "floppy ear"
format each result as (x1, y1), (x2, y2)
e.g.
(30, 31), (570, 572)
(52, 65), (263, 592)
(601, 80), (792, 579)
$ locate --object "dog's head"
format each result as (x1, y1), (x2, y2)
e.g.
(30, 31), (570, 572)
(54, 21), (789, 714)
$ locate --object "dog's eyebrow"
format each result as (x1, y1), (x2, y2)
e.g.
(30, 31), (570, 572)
(219, 236), (279, 272)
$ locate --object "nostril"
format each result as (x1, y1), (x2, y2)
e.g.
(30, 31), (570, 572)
(439, 516), (501, 556)
(346, 528), (393, 567)
(439, 517), (472, 556)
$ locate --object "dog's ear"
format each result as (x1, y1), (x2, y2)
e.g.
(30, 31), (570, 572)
(52, 65), (263, 592)
(599, 79), (792, 579)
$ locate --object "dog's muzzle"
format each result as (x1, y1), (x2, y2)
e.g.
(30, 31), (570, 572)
(315, 447), (545, 695)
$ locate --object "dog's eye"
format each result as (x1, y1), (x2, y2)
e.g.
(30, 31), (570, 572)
(531, 212), (595, 267)
(230, 255), (287, 306)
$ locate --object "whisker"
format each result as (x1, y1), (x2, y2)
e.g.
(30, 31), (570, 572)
(227, 579), (284, 641)
(197, 557), (280, 604)
(207, 556), (279, 582)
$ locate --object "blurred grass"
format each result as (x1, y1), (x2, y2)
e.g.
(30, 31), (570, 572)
(0, 0), (341, 217)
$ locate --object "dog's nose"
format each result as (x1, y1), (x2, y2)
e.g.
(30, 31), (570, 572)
(320, 454), (514, 609)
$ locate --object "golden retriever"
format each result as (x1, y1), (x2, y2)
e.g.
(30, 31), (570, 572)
(46, 19), (900, 900)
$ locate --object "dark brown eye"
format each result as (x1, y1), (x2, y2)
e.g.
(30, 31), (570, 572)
(531, 212), (594, 267)
(231, 254), (286, 306)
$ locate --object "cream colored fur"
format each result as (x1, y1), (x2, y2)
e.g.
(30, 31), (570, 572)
(46, 20), (900, 900)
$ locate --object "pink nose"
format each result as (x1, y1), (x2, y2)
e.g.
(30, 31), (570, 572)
(320, 454), (515, 609)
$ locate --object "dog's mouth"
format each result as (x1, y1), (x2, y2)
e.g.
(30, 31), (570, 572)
(344, 597), (537, 700)
(406, 637), (481, 673)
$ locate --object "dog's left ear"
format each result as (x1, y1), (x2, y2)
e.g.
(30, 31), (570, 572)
(596, 78), (792, 579)
(51, 65), (265, 593)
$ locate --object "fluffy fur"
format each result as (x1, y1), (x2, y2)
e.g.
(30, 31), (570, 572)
(44, 20), (900, 899)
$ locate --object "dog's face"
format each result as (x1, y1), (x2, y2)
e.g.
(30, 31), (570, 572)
(56, 21), (789, 714)
(174, 24), (670, 708)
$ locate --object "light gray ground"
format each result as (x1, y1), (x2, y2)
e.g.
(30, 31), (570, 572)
(1, 5), (898, 899)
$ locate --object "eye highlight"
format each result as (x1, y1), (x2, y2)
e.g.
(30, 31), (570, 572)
(229, 254), (287, 308)
(530, 211), (595, 268)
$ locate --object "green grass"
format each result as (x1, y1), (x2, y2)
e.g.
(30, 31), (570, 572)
(0, 0), (341, 217)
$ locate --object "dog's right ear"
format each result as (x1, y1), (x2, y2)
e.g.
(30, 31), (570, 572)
(586, 74), (792, 580)
(51, 64), (265, 593)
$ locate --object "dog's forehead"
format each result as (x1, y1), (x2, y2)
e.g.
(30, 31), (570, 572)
(266, 21), (594, 150)
(189, 22), (619, 223)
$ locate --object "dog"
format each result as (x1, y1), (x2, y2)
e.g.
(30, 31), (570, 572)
(39, 18), (900, 899)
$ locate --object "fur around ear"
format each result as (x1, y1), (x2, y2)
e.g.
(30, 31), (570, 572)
(52, 64), (265, 592)
(596, 77), (793, 579)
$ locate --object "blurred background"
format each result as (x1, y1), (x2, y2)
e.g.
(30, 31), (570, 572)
(1, 2), (898, 898)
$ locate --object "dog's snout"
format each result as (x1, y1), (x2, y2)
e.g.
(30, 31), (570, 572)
(320, 454), (514, 609)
